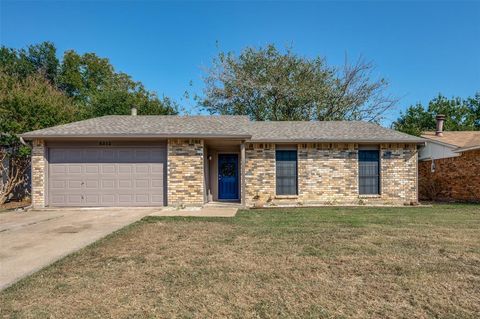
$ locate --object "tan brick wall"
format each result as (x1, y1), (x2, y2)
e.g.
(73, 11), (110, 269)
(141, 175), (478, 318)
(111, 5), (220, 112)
(245, 143), (276, 206)
(297, 143), (358, 204)
(419, 150), (480, 202)
(31, 139), (46, 208)
(376, 143), (418, 204)
(245, 143), (418, 207)
(167, 139), (204, 206)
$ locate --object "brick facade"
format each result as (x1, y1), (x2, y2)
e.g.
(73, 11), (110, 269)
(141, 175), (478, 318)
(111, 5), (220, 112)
(245, 143), (418, 207)
(29, 138), (418, 208)
(245, 143), (276, 206)
(419, 150), (480, 202)
(31, 139), (46, 208)
(379, 143), (418, 203)
(297, 143), (358, 204)
(167, 139), (205, 206)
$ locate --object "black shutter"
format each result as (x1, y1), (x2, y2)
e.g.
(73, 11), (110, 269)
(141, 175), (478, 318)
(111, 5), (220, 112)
(359, 150), (380, 195)
(276, 150), (298, 195)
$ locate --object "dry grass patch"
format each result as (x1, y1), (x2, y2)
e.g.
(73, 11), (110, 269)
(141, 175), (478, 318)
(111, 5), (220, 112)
(1, 205), (479, 318)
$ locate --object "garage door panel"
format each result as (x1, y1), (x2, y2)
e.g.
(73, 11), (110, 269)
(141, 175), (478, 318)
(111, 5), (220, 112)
(50, 165), (67, 174)
(152, 183), (163, 190)
(67, 165), (83, 174)
(85, 194), (100, 205)
(85, 165), (99, 174)
(135, 194), (149, 203)
(101, 180), (115, 188)
(48, 146), (166, 207)
(118, 164), (132, 173)
(119, 179), (133, 188)
(85, 180), (99, 189)
(135, 179), (149, 188)
(151, 177), (164, 187)
(151, 194), (164, 203)
(101, 194), (115, 205)
(68, 180), (83, 189)
(134, 164), (149, 173)
(118, 194), (134, 203)
(151, 164), (164, 173)
(67, 194), (83, 204)
(50, 195), (66, 205)
(101, 164), (116, 174)
(50, 180), (66, 189)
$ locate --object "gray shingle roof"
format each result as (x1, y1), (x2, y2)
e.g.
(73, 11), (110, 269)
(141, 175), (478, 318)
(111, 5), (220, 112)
(248, 121), (425, 143)
(21, 115), (425, 143)
(21, 115), (251, 139)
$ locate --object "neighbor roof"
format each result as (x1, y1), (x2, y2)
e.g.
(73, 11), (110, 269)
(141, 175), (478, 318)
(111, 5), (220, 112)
(21, 115), (425, 144)
(421, 131), (480, 152)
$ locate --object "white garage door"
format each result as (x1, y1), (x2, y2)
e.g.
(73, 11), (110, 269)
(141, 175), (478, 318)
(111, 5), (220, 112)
(48, 146), (166, 207)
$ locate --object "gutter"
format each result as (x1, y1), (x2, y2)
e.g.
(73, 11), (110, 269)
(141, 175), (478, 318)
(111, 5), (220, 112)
(454, 145), (480, 153)
(420, 138), (459, 149)
(250, 139), (426, 145)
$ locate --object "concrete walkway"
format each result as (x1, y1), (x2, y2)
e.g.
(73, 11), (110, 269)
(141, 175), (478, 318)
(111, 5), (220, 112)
(0, 206), (238, 290)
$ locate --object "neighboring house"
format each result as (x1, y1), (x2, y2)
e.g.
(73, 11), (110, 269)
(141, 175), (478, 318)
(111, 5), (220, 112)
(21, 111), (424, 208)
(418, 115), (480, 202)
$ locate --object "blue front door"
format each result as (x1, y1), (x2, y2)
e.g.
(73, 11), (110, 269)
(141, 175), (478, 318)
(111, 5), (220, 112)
(218, 154), (239, 200)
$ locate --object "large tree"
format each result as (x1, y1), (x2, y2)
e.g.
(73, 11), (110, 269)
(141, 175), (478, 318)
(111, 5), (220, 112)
(0, 42), (59, 83)
(0, 71), (80, 204)
(58, 50), (177, 116)
(199, 44), (395, 121)
(0, 42), (178, 118)
(392, 93), (480, 136)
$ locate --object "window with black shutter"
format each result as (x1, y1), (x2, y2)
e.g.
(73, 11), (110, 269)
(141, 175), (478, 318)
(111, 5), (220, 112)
(276, 150), (298, 195)
(358, 150), (380, 195)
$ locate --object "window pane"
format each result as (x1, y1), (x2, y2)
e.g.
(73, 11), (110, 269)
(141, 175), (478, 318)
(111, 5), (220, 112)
(276, 150), (297, 195)
(359, 150), (380, 195)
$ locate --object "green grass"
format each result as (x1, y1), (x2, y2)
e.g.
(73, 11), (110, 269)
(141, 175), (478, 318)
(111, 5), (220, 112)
(1, 204), (479, 318)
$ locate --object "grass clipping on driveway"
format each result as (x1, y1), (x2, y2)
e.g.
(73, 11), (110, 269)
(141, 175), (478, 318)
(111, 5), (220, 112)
(1, 205), (479, 318)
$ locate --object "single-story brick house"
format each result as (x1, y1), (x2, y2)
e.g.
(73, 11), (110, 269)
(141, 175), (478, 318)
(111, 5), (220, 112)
(21, 113), (424, 208)
(418, 115), (480, 202)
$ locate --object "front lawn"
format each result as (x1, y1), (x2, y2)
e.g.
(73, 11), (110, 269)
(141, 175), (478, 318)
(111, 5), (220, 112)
(1, 205), (479, 318)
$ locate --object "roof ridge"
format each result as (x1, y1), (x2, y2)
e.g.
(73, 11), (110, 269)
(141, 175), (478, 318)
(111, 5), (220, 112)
(100, 114), (250, 118)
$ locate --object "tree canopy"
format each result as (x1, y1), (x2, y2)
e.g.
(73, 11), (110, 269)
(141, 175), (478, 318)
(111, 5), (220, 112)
(199, 44), (395, 122)
(0, 71), (79, 145)
(392, 93), (480, 136)
(0, 41), (177, 133)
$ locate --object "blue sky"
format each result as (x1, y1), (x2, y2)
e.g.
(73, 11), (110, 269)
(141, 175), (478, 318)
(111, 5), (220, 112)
(1, 1), (479, 125)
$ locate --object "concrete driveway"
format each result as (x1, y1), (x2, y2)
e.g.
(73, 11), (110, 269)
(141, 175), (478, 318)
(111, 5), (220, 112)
(0, 206), (238, 290)
(0, 208), (156, 290)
